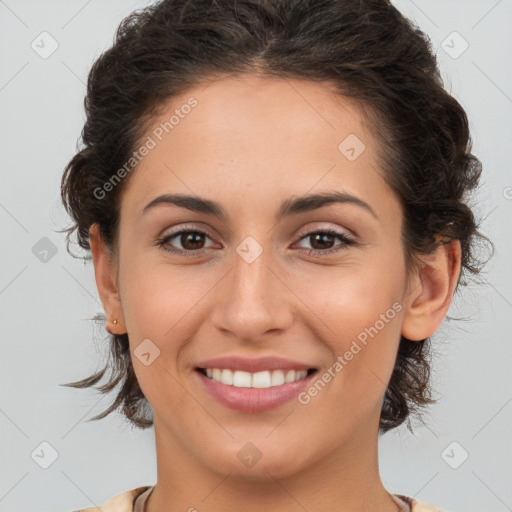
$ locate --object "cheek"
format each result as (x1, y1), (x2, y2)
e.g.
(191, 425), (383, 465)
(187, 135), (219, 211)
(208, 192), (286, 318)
(120, 263), (195, 407)
(296, 258), (404, 334)
(294, 256), (405, 389)
(119, 256), (211, 336)
(294, 273), (404, 436)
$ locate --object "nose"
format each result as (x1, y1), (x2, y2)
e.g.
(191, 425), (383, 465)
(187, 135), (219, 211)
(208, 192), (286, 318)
(210, 245), (294, 343)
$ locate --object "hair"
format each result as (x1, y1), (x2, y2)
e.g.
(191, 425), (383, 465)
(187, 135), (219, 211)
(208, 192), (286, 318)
(60, 0), (491, 434)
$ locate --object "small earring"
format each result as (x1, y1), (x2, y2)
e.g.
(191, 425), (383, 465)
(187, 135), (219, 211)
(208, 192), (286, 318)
(113, 319), (118, 325)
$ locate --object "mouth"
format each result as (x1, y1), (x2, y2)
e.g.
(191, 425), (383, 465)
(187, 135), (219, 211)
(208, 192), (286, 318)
(196, 367), (318, 388)
(194, 366), (318, 413)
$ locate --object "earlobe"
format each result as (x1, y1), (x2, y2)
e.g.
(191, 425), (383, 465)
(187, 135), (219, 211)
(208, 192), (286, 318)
(89, 223), (126, 334)
(401, 239), (461, 341)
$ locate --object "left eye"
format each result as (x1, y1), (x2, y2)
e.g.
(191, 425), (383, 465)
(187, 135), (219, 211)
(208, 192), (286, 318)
(155, 227), (356, 256)
(295, 228), (356, 255)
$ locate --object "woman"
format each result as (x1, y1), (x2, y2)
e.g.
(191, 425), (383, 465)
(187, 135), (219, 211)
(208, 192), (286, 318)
(61, 0), (488, 510)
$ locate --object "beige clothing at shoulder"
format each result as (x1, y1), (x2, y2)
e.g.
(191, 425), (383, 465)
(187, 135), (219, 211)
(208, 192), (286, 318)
(72, 486), (151, 512)
(72, 485), (450, 512)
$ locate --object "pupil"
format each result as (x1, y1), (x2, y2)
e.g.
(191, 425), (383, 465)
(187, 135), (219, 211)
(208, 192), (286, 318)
(311, 233), (334, 250)
(183, 232), (203, 250)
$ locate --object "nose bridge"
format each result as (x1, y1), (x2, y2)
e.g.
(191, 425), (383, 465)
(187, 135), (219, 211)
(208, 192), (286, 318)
(229, 233), (274, 298)
(211, 238), (292, 341)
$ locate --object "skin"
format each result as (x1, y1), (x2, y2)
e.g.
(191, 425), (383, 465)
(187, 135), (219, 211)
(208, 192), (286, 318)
(89, 74), (461, 512)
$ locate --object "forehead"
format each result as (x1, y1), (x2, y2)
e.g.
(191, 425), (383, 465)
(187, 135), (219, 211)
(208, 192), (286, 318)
(120, 74), (395, 221)
(159, 74), (370, 152)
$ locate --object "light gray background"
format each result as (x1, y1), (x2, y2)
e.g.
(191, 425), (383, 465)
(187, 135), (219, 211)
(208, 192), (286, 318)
(0, 1), (511, 511)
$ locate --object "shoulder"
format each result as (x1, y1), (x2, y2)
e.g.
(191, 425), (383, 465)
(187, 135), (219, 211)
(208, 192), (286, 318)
(73, 488), (450, 512)
(395, 493), (453, 512)
(72, 486), (152, 512)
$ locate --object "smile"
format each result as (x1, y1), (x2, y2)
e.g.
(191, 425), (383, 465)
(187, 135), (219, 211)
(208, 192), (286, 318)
(198, 368), (316, 388)
(195, 363), (318, 413)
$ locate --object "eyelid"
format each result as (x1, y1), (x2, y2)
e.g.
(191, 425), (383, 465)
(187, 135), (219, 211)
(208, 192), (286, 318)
(159, 222), (355, 245)
(160, 223), (216, 240)
(294, 223), (357, 242)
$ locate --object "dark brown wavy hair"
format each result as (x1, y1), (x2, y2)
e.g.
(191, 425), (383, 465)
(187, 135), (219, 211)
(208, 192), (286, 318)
(60, 0), (490, 434)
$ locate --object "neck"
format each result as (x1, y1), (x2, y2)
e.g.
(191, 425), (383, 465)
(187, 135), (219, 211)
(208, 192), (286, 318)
(146, 409), (400, 512)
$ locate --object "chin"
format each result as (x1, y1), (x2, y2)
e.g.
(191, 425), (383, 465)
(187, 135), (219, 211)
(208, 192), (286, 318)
(201, 443), (310, 482)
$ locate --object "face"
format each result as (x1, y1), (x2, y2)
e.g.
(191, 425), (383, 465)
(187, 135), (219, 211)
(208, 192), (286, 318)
(111, 75), (411, 480)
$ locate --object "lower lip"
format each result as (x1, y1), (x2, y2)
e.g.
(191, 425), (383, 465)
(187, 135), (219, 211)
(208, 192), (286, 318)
(195, 370), (317, 413)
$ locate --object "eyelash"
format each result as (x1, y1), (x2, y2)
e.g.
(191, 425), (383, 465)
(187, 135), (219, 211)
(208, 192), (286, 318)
(154, 224), (356, 258)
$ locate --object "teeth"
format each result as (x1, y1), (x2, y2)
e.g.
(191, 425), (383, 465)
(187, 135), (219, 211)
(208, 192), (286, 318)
(285, 370), (296, 383)
(202, 368), (309, 388)
(252, 371), (271, 388)
(271, 370), (285, 386)
(220, 368), (233, 385)
(233, 370), (252, 387)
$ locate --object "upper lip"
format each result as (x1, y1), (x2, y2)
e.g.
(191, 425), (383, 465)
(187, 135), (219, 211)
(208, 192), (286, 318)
(196, 356), (316, 373)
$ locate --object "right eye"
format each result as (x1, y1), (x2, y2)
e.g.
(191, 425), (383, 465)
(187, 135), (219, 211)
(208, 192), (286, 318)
(155, 226), (218, 256)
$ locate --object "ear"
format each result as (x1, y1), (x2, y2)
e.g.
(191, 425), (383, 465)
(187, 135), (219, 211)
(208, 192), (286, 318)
(89, 223), (126, 335)
(401, 239), (461, 341)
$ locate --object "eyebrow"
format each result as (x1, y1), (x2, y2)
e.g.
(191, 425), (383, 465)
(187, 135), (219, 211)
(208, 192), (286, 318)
(141, 191), (378, 221)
